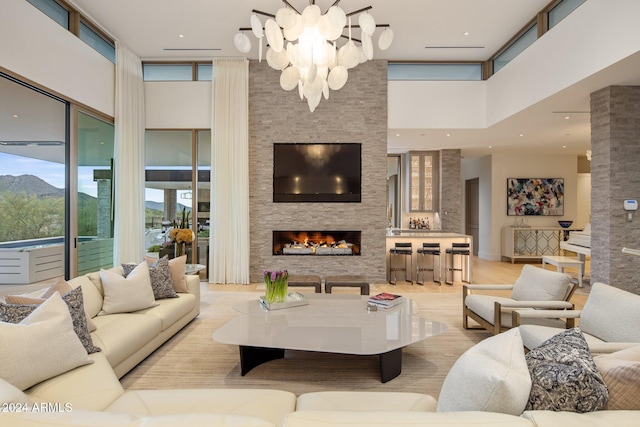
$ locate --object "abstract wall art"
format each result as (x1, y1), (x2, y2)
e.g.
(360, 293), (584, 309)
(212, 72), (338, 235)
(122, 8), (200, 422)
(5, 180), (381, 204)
(507, 178), (564, 216)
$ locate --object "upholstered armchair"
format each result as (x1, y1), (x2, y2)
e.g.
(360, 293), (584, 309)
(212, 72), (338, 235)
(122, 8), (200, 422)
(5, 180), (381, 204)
(513, 282), (640, 353)
(463, 264), (577, 335)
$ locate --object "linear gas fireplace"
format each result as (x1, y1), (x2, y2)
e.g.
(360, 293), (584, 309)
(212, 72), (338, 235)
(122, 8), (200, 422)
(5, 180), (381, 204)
(273, 231), (361, 256)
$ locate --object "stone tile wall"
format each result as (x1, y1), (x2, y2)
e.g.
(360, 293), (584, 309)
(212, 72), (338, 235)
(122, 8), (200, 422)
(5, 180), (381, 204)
(439, 149), (462, 233)
(248, 60), (388, 284)
(590, 86), (640, 294)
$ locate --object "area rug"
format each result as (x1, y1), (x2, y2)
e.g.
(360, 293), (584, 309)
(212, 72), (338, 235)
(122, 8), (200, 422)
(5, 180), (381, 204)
(120, 288), (491, 399)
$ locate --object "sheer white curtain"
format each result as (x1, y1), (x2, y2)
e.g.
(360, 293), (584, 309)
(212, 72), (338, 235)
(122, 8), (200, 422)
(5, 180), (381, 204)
(210, 59), (250, 284)
(113, 41), (145, 265)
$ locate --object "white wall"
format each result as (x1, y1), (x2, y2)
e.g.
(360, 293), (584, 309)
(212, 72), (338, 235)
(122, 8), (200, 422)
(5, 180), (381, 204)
(389, 81), (486, 129)
(577, 173), (592, 228)
(1, 0), (114, 116)
(145, 82), (211, 128)
(389, 0), (640, 132)
(487, 0), (640, 125)
(484, 153), (578, 261)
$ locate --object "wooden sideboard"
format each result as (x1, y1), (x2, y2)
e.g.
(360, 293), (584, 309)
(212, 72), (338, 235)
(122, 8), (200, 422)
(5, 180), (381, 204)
(501, 227), (572, 263)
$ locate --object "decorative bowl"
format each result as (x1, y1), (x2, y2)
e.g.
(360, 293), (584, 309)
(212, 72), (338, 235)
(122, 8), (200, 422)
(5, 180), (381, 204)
(558, 220), (573, 229)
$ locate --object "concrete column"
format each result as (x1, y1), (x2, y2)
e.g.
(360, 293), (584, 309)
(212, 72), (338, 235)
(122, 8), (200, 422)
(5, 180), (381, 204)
(164, 189), (177, 224)
(96, 179), (111, 238)
(590, 86), (640, 294)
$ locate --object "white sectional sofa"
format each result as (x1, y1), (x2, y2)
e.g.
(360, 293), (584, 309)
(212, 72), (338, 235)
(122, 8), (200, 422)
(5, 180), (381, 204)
(74, 266), (201, 378)
(1, 270), (638, 426)
(1, 355), (635, 427)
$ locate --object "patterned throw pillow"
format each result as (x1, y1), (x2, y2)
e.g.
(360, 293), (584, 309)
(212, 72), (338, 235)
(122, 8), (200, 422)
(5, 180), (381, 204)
(0, 287), (100, 354)
(5, 279), (97, 332)
(526, 327), (608, 412)
(123, 257), (178, 300)
(145, 255), (188, 293)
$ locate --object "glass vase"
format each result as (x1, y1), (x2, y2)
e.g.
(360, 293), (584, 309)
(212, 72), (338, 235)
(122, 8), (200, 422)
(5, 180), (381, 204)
(174, 242), (186, 258)
(264, 277), (288, 303)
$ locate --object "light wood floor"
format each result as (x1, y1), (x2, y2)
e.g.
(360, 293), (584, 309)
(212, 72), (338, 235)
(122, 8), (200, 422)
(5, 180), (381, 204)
(1, 256), (589, 309)
(207, 256), (589, 309)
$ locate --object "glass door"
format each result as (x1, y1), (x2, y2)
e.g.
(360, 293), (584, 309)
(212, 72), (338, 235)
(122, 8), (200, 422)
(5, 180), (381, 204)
(144, 130), (194, 263)
(196, 130), (211, 272)
(76, 111), (115, 275)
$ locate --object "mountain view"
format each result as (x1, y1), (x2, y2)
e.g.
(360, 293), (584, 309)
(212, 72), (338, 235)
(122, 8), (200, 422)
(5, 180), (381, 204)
(0, 174), (190, 243)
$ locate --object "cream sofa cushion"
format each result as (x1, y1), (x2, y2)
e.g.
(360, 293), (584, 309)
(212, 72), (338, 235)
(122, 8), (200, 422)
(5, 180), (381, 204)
(296, 391), (437, 412)
(90, 313), (162, 369)
(282, 410), (533, 427)
(136, 293), (197, 331)
(510, 264), (572, 302)
(579, 282), (640, 343)
(437, 327), (531, 415)
(0, 293), (93, 390)
(594, 344), (640, 410)
(107, 389), (295, 427)
(26, 352), (124, 411)
(0, 378), (32, 405)
(522, 410), (638, 427)
(0, 410), (275, 427)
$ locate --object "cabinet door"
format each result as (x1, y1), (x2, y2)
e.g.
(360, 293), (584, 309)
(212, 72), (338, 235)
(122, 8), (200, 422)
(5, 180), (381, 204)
(408, 151), (438, 212)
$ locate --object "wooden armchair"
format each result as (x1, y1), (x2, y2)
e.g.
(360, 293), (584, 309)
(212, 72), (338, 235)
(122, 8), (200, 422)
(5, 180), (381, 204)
(463, 264), (577, 335)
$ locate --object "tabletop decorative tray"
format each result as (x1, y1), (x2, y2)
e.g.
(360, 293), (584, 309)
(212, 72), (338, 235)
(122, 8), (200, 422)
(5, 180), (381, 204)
(259, 292), (309, 311)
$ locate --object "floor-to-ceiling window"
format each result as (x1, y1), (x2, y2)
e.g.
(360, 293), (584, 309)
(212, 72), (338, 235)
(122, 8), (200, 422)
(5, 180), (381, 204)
(0, 73), (116, 284)
(0, 74), (68, 283)
(144, 130), (196, 261)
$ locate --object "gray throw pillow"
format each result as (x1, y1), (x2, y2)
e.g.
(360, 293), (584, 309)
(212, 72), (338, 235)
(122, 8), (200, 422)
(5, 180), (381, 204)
(123, 257), (178, 300)
(0, 287), (101, 354)
(526, 327), (608, 412)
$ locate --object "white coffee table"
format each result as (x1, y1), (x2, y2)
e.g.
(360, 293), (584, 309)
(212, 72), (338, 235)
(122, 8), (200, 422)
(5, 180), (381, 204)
(212, 293), (447, 383)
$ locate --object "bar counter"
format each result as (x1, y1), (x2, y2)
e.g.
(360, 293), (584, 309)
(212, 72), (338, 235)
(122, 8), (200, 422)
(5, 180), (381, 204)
(386, 230), (473, 283)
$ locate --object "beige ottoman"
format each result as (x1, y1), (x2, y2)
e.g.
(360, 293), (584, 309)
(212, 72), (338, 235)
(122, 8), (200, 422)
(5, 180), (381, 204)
(324, 275), (370, 295)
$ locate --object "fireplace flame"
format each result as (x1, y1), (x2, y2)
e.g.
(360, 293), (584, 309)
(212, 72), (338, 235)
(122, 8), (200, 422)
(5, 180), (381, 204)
(272, 231), (361, 255)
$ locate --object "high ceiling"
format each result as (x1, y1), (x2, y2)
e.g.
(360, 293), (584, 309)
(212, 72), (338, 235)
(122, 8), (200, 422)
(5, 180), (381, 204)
(11, 0), (640, 159)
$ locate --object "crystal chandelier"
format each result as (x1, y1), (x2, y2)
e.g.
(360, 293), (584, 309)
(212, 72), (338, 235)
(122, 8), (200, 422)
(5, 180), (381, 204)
(234, 1), (393, 112)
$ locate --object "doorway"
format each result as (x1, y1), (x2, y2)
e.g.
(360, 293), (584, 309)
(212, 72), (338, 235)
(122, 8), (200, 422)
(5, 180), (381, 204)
(465, 178), (479, 256)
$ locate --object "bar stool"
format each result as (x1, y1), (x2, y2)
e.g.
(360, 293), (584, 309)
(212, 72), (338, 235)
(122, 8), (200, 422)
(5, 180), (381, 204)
(416, 243), (441, 285)
(389, 242), (413, 285)
(445, 242), (471, 285)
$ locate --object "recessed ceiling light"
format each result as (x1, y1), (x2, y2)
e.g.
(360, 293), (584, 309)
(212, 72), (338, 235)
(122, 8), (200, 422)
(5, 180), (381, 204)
(564, 116), (570, 120)
(11, 114), (18, 118)
(179, 34), (184, 38)
(562, 145), (567, 149)
(519, 134), (524, 137)
(464, 32), (469, 36)
(396, 133), (400, 137)
(446, 133), (451, 137)
(488, 145), (493, 148)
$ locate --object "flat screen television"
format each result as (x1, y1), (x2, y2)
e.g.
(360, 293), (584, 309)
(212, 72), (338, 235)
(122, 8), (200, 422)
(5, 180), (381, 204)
(273, 143), (361, 203)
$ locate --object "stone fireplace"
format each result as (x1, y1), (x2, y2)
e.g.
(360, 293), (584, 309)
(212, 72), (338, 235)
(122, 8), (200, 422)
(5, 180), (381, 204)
(249, 59), (388, 283)
(272, 230), (361, 256)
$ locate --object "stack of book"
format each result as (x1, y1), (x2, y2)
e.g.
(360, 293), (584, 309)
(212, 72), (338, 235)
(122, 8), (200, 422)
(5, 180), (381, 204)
(367, 292), (403, 309)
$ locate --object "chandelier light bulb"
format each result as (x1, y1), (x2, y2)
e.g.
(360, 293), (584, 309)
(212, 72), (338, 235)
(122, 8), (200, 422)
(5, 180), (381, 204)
(237, 2), (391, 112)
